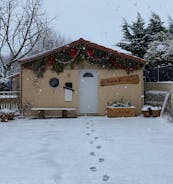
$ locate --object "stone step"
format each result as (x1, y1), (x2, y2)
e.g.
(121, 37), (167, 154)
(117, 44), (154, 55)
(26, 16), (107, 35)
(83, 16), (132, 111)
(144, 90), (171, 114)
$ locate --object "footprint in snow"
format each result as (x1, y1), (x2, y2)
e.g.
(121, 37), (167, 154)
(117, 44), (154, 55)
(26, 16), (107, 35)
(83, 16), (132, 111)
(98, 158), (104, 163)
(86, 122), (90, 125)
(89, 166), (97, 171)
(86, 133), (90, 136)
(90, 124), (94, 127)
(94, 136), (99, 140)
(102, 175), (110, 181)
(96, 145), (102, 149)
(91, 129), (95, 132)
(89, 152), (95, 156)
(89, 141), (93, 144)
(86, 126), (90, 129)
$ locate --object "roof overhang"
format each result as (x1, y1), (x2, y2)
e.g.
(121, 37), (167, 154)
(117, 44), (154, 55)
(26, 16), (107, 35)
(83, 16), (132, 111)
(19, 38), (146, 65)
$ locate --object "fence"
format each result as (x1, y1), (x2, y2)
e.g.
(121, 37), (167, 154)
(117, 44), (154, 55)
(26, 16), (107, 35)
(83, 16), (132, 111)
(144, 65), (173, 82)
(0, 91), (20, 113)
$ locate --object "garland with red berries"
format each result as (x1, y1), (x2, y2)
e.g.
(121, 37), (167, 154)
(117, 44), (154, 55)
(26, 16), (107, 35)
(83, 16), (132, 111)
(23, 44), (143, 78)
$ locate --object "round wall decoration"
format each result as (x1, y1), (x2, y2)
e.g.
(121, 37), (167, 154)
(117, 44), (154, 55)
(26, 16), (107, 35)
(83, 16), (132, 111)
(49, 78), (59, 88)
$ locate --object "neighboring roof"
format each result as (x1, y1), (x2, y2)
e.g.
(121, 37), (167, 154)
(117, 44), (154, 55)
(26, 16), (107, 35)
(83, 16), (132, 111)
(19, 38), (146, 64)
(8, 73), (20, 79)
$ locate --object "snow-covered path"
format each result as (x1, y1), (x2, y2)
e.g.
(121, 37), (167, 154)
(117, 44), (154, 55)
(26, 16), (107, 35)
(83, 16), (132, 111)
(0, 117), (173, 184)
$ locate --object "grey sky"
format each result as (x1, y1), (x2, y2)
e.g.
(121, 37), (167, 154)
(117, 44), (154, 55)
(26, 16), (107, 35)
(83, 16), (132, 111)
(43, 0), (173, 49)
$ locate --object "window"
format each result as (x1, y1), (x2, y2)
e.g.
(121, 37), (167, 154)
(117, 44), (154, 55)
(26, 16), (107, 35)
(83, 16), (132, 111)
(49, 78), (59, 88)
(83, 72), (94, 77)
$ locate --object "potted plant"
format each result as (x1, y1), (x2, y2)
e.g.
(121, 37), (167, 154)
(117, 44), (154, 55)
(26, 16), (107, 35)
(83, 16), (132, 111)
(142, 106), (161, 117)
(107, 100), (136, 117)
(151, 106), (161, 117)
(0, 109), (15, 122)
(141, 106), (152, 117)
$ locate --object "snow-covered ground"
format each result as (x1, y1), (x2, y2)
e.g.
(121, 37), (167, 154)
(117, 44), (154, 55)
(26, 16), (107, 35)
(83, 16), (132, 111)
(0, 116), (173, 184)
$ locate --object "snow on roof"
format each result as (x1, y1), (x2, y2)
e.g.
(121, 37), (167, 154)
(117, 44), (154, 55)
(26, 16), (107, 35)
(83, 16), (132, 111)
(8, 72), (20, 79)
(112, 45), (133, 55)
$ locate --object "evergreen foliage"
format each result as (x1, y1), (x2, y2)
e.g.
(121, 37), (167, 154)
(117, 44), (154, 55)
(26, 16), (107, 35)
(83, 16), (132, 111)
(117, 13), (147, 58)
(144, 33), (173, 66)
(117, 12), (169, 61)
(146, 12), (167, 41)
(144, 16), (173, 66)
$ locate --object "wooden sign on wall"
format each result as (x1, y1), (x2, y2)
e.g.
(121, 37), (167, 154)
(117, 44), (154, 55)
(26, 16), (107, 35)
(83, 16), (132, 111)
(100, 74), (139, 86)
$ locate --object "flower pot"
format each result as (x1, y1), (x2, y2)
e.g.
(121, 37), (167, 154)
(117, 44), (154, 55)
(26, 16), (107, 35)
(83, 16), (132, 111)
(152, 109), (161, 117)
(142, 106), (161, 117)
(7, 113), (15, 120)
(107, 106), (136, 117)
(142, 110), (151, 117)
(0, 114), (8, 122)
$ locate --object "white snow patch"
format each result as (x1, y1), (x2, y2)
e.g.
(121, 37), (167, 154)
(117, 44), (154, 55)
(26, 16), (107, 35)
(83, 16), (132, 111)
(157, 81), (173, 84)
(0, 117), (173, 183)
(0, 77), (9, 84)
(0, 108), (16, 114)
(145, 90), (169, 95)
(113, 45), (132, 54)
(142, 105), (161, 111)
(0, 95), (18, 99)
(107, 106), (135, 108)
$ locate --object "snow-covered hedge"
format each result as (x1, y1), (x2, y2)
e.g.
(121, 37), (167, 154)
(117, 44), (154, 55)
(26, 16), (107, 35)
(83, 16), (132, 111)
(108, 100), (131, 107)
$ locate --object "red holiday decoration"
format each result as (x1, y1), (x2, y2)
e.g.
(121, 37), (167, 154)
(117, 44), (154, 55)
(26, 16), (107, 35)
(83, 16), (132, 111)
(41, 65), (46, 69)
(87, 48), (94, 57)
(48, 57), (55, 64)
(129, 67), (134, 72)
(69, 49), (77, 58)
(110, 58), (117, 65)
(23, 65), (32, 70)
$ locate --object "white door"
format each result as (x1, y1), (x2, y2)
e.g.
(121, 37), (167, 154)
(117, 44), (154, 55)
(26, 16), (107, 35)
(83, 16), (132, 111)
(79, 70), (98, 113)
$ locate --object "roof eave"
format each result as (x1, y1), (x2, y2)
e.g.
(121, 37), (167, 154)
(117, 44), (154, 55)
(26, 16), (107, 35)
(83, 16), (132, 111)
(19, 38), (146, 65)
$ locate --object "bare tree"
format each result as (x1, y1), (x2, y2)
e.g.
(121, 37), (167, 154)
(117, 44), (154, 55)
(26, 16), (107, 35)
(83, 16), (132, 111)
(0, 0), (48, 76)
(29, 26), (70, 55)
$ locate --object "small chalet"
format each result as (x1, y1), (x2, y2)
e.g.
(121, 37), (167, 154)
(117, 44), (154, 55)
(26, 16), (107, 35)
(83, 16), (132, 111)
(19, 38), (145, 117)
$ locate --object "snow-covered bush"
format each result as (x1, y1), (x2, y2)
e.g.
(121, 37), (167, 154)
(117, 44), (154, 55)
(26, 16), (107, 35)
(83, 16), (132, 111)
(0, 77), (10, 91)
(108, 100), (131, 107)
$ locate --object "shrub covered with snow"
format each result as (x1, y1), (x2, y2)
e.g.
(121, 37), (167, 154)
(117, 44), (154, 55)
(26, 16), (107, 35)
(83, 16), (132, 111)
(108, 100), (131, 107)
(0, 76), (11, 91)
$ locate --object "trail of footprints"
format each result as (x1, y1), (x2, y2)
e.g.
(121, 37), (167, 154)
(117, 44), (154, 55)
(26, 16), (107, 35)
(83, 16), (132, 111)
(85, 120), (110, 182)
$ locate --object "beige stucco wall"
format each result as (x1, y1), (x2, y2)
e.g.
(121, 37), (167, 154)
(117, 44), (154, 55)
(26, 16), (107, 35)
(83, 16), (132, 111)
(21, 61), (144, 117)
(98, 70), (144, 115)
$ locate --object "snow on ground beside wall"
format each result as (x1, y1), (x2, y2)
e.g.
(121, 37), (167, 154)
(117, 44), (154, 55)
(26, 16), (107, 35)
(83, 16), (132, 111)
(0, 116), (173, 184)
(145, 90), (169, 94)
